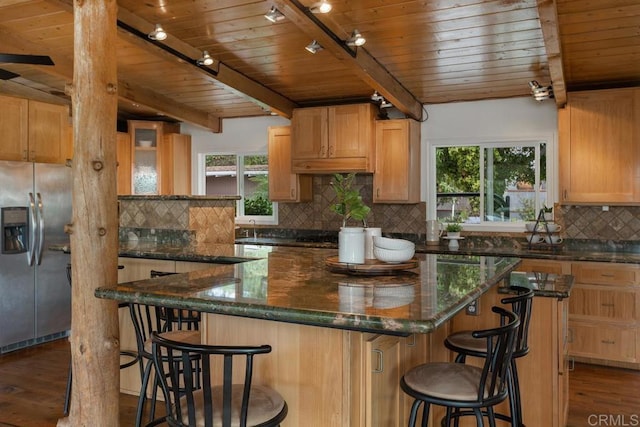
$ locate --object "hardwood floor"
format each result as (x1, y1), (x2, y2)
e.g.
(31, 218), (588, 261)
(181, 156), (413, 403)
(0, 339), (148, 427)
(1, 338), (639, 426)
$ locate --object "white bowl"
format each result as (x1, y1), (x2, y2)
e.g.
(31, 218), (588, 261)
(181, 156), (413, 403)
(372, 236), (415, 251)
(138, 140), (153, 147)
(373, 246), (415, 263)
(525, 222), (537, 232)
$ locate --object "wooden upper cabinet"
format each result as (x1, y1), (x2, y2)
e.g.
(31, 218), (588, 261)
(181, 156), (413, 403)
(0, 95), (71, 164)
(559, 87), (640, 204)
(267, 126), (312, 202)
(291, 103), (376, 173)
(162, 133), (192, 195)
(0, 95), (28, 161)
(128, 120), (180, 195)
(116, 132), (132, 195)
(28, 100), (72, 164)
(373, 119), (421, 203)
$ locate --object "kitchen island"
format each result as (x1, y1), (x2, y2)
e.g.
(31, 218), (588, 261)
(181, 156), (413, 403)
(97, 246), (520, 426)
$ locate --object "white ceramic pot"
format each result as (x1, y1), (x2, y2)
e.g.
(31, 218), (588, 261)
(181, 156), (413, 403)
(339, 227), (365, 264)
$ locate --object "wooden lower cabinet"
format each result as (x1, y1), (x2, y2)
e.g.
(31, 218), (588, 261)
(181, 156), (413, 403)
(568, 261), (640, 369)
(203, 314), (451, 427)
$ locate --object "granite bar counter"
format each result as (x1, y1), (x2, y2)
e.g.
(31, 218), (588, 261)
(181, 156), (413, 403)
(96, 246), (521, 335)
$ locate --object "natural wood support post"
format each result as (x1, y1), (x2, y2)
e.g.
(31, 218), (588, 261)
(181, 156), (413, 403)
(58, 0), (120, 425)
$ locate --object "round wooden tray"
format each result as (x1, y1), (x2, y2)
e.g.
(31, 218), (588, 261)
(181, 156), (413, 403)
(325, 256), (419, 276)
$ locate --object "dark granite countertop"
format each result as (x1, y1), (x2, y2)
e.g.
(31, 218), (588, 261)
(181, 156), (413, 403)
(234, 237), (640, 264)
(118, 195), (241, 201)
(95, 246), (521, 335)
(501, 271), (574, 299)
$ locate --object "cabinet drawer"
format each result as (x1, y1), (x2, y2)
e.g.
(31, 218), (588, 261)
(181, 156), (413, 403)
(569, 285), (637, 322)
(572, 262), (639, 286)
(569, 321), (637, 363)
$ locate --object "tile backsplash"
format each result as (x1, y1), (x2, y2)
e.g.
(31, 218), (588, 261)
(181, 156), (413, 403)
(119, 196), (237, 244)
(556, 205), (640, 241)
(278, 175), (426, 235)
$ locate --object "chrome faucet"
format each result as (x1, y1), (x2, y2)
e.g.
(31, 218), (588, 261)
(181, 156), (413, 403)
(249, 219), (257, 240)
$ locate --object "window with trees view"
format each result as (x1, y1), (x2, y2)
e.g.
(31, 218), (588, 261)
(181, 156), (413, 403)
(432, 141), (548, 227)
(204, 154), (276, 224)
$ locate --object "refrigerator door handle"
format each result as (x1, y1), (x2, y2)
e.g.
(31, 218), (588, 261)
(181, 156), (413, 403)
(36, 192), (44, 266)
(28, 192), (37, 266)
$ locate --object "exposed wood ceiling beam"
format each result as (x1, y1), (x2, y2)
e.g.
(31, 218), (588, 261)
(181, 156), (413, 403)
(118, 80), (222, 133)
(0, 3), (222, 132)
(116, 7), (298, 118)
(0, 79), (71, 106)
(537, 0), (567, 107)
(277, 0), (424, 121)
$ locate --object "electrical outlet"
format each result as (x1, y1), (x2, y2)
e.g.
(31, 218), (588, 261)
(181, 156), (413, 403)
(466, 299), (480, 316)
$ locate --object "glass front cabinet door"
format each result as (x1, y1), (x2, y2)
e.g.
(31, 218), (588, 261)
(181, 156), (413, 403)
(130, 121), (162, 195)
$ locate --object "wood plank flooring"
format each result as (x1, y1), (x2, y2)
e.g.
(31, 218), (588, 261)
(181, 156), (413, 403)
(1, 338), (639, 426)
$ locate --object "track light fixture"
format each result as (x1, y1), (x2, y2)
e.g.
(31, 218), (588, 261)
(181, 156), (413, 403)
(264, 6), (285, 23)
(371, 91), (383, 102)
(197, 51), (214, 66)
(310, 1), (332, 13)
(346, 29), (366, 47)
(148, 24), (167, 41)
(305, 40), (324, 54)
(528, 80), (554, 101)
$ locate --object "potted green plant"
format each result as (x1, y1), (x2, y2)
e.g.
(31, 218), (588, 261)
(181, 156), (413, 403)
(330, 173), (371, 263)
(445, 221), (462, 238)
(330, 173), (371, 228)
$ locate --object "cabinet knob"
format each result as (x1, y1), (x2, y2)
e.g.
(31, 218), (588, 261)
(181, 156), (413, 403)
(290, 189), (295, 198)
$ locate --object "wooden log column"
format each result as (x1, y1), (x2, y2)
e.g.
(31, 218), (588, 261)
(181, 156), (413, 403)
(58, 1), (120, 425)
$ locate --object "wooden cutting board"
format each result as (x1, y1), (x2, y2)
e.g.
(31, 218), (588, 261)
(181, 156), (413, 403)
(324, 256), (418, 275)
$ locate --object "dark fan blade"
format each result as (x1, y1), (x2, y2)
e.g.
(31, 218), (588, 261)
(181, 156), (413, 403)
(0, 68), (20, 80)
(0, 53), (54, 66)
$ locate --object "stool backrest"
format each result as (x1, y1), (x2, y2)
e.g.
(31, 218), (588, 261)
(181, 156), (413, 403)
(151, 332), (276, 427)
(150, 270), (202, 331)
(473, 306), (519, 402)
(501, 286), (534, 357)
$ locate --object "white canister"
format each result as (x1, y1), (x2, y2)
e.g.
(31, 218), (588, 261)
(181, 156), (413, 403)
(364, 227), (382, 259)
(338, 227), (365, 264)
(426, 220), (443, 245)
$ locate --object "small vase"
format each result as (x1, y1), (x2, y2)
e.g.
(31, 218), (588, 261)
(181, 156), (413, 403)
(339, 227), (365, 264)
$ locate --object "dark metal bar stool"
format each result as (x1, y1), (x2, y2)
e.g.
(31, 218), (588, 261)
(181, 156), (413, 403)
(401, 306), (520, 427)
(151, 332), (288, 427)
(133, 270), (204, 427)
(444, 286), (534, 427)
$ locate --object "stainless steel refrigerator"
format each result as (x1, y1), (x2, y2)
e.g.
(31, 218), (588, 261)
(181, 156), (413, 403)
(0, 160), (71, 352)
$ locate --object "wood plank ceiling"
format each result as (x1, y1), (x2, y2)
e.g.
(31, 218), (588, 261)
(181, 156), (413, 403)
(0, 0), (638, 132)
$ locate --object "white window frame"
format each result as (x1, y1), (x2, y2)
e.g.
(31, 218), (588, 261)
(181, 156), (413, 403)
(197, 152), (278, 226)
(426, 134), (557, 233)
